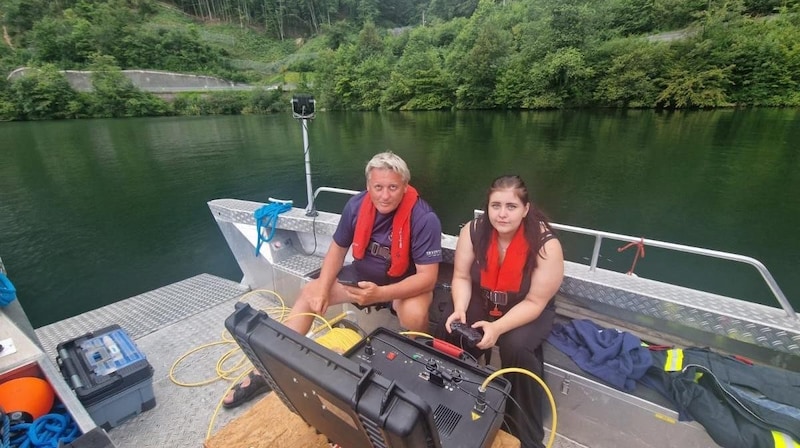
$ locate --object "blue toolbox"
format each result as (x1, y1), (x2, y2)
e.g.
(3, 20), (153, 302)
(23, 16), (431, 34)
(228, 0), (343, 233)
(56, 325), (155, 430)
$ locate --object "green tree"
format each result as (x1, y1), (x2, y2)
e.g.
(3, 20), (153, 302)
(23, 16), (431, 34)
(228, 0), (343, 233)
(6, 64), (78, 119)
(243, 88), (285, 114)
(494, 56), (531, 108)
(652, 0), (708, 30)
(0, 76), (20, 120)
(428, 0), (479, 21)
(498, 47), (594, 109)
(314, 21), (393, 110)
(549, 0), (592, 49)
(28, 16), (79, 66)
(605, 0), (656, 35)
(351, 55), (392, 109)
(656, 65), (733, 108)
(655, 30), (734, 108)
(321, 21), (355, 50)
(706, 14), (800, 105)
(356, 0), (379, 23)
(593, 38), (666, 107)
(446, 1), (514, 109)
(313, 48), (345, 109)
(86, 54), (168, 117)
(356, 21), (384, 58)
(1, 0), (53, 36)
(381, 29), (454, 110)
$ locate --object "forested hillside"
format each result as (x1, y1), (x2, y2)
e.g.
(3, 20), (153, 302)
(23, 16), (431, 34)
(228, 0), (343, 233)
(1, 0), (799, 120)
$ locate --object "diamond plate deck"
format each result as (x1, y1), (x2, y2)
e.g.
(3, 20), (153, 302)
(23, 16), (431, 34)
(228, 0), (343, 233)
(32, 274), (268, 448)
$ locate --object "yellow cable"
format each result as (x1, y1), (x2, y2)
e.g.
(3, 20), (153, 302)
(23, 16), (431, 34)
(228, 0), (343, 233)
(283, 311), (334, 331)
(237, 289), (287, 321)
(167, 289), (288, 438)
(310, 311), (349, 335)
(480, 367), (558, 448)
(314, 328), (363, 353)
(399, 331), (434, 339)
(166, 288), (366, 440)
(169, 341), (244, 386)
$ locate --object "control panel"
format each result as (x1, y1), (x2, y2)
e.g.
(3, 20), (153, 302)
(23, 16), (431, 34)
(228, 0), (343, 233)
(344, 328), (510, 446)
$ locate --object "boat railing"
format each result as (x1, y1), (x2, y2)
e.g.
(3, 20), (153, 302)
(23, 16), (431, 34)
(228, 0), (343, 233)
(308, 188), (795, 319)
(550, 222), (796, 319)
(313, 187), (361, 201)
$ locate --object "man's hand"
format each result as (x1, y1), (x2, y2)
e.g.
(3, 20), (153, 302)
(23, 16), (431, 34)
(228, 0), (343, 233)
(343, 281), (384, 307)
(300, 279), (331, 315)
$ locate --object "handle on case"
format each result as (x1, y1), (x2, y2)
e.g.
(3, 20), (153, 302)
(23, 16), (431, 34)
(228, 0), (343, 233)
(58, 348), (86, 390)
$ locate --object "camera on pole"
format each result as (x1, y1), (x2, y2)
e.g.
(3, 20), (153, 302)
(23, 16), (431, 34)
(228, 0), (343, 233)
(291, 94), (317, 216)
(292, 94), (316, 119)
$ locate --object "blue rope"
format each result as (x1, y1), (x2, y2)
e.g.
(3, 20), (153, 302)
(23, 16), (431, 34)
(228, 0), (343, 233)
(1, 409), (10, 448)
(8, 406), (79, 448)
(0, 272), (16, 307)
(254, 201), (292, 256)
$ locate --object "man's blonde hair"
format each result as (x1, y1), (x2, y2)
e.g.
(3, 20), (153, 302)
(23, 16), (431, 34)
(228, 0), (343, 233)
(365, 151), (411, 183)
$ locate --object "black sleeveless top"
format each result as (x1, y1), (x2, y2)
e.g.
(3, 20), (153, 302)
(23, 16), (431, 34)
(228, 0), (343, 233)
(468, 219), (557, 316)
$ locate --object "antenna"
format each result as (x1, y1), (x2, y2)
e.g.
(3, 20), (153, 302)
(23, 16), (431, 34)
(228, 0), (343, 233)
(291, 94), (317, 217)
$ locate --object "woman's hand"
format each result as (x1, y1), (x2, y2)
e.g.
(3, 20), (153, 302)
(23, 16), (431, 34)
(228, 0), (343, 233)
(473, 321), (500, 350)
(444, 310), (467, 333)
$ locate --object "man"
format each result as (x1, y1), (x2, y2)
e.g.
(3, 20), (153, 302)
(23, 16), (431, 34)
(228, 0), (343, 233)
(224, 151), (442, 408)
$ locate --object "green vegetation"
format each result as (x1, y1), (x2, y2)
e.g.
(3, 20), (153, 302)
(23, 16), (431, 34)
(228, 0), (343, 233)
(1, 0), (799, 120)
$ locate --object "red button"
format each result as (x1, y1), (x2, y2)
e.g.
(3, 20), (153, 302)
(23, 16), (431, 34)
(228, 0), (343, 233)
(386, 352), (396, 360)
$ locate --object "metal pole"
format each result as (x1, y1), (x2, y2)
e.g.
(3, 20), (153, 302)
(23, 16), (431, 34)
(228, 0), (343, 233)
(302, 118), (317, 216)
(292, 94), (316, 216)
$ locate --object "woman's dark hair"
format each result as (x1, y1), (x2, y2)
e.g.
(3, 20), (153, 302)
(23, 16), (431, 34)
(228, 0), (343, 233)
(474, 175), (554, 271)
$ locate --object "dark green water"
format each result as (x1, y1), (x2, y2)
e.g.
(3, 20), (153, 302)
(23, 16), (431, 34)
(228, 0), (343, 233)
(1, 110), (798, 328)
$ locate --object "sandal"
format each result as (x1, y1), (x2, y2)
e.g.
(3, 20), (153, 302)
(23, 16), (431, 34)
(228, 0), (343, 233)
(223, 371), (271, 409)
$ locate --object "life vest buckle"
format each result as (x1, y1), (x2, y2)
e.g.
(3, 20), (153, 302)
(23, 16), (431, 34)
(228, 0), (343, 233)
(481, 289), (508, 305)
(368, 241), (391, 259)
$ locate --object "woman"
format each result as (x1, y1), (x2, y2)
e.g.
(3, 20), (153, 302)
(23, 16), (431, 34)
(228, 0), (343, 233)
(443, 175), (564, 448)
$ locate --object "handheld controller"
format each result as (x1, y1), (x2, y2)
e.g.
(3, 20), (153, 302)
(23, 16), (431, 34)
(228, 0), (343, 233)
(450, 321), (483, 347)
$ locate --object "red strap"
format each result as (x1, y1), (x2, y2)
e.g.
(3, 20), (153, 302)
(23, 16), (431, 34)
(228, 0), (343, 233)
(432, 339), (464, 359)
(480, 225), (528, 292)
(352, 186), (418, 278)
(352, 193), (376, 260)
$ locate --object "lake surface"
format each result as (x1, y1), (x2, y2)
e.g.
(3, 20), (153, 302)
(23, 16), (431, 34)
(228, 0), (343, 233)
(1, 109), (798, 328)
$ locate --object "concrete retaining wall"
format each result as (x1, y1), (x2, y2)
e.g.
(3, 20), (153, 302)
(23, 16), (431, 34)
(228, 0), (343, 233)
(7, 68), (256, 93)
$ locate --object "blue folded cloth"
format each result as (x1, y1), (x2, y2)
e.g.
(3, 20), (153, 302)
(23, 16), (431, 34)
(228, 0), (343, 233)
(547, 319), (652, 392)
(0, 272), (17, 306)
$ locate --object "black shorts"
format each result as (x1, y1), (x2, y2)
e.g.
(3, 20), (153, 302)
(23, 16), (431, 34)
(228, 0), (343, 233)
(337, 263), (393, 286)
